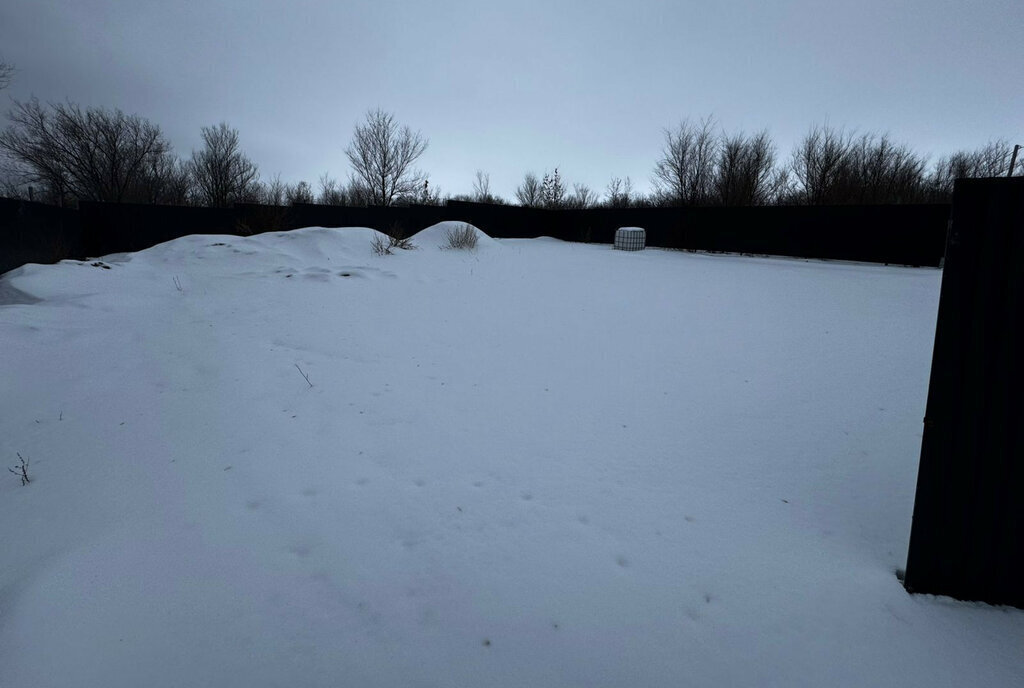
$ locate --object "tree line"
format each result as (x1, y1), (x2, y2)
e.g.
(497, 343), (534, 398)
(0, 99), (436, 209)
(0, 78), (1018, 210)
(514, 117), (1020, 209)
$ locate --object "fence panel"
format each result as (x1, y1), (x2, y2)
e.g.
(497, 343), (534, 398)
(904, 177), (1024, 608)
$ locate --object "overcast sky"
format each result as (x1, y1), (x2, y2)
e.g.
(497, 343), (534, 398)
(1, 0), (1021, 199)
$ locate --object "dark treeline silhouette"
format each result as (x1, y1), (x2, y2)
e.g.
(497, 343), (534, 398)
(0, 103), (438, 209)
(0, 98), (1018, 211)
(514, 119), (1021, 209)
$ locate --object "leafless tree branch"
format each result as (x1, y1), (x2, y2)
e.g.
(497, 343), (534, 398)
(345, 109), (428, 206)
(188, 122), (259, 207)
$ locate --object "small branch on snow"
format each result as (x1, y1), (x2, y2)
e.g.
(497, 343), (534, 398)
(8, 453), (30, 486)
(173, 276), (183, 293)
(295, 364), (313, 388)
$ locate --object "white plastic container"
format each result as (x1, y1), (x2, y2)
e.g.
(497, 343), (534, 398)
(614, 226), (646, 251)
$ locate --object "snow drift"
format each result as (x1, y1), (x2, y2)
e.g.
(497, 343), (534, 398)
(1, 226), (1021, 688)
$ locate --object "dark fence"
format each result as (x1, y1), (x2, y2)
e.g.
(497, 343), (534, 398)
(0, 198), (81, 275)
(443, 202), (950, 266)
(1, 198), (951, 275)
(904, 177), (1024, 608)
(79, 202), (237, 257)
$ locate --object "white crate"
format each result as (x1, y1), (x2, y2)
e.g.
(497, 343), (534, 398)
(614, 226), (646, 251)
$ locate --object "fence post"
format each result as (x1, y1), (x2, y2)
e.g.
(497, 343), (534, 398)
(903, 177), (1024, 608)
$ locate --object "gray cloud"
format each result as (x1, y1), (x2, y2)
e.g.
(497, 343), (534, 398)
(2, 0), (1021, 199)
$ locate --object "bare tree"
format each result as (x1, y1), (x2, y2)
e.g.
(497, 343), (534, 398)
(541, 168), (566, 208)
(653, 116), (718, 205)
(188, 122), (259, 207)
(469, 169), (497, 203)
(345, 109), (428, 206)
(318, 172), (346, 205)
(0, 99), (171, 205)
(0, 60), (14, 90)
(134, 150), (193, 205)
(789, 124), (855, 204)
(713, 130), (778, 206)
(0, 167), (26, 199)
(163, 159), (194, 205)
(929, 140), (1023, 198)
(845, 133), (927, 203)
(604, 176), (634, 207)
(258, 173), (287, 205)
(417, 178), (444, 205)
(515, 171), (542, 207)
(790, 125), (929, 204)
(344, 173), (373, 206)
(286, 180), (314, 205)
(567, 182), (598, 209)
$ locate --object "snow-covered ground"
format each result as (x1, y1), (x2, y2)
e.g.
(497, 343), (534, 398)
(1, 222), (1021, 687)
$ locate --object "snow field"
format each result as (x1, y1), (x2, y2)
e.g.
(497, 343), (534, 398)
(1, 223), (1021, 687)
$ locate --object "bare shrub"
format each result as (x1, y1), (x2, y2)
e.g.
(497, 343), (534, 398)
(445, 223), (478, 250)
(371, 233), (392, 256)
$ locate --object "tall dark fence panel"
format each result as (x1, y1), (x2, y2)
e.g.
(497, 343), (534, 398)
(283, 203), (452, 234)
(0, 198), (82, 274)
(3, 198), (949, 274)
(904, 177), (1024, 608)
(446, 202), (950, 266)
(79, 202), (237, 257)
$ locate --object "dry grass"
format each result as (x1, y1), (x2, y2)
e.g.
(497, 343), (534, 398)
(445, 223), (478, 250)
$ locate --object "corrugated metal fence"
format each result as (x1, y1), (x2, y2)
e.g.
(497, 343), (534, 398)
(2, 198), (950, 274)
(905, 177), (1024, 608)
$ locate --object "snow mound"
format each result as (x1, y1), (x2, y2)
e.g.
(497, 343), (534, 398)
(135, 226), (389, 270)
(3, 227), (397, 302)
(409, 221), (499, 251)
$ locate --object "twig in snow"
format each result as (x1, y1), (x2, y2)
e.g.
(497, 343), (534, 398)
(295, 364), (313, 388)
(371, 234), (392, 256)
(8, 453), (30, 485)
(173, 276), (183, 292)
